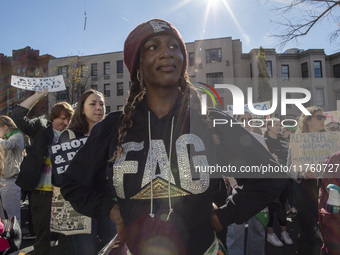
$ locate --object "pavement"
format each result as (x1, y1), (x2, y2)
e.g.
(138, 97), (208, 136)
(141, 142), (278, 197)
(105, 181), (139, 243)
(18, 204), (322, 255)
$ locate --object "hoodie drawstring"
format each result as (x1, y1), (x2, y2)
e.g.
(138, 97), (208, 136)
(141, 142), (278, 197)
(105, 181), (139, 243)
(148, 111), (175, 221)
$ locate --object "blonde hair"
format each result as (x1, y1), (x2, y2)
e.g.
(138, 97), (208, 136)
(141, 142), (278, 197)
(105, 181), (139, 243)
(296, 106), (325, 134)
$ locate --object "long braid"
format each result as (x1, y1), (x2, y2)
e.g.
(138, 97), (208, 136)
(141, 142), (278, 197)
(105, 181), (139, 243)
(180, 74), (220, 145)
(111, 70), (146, 161)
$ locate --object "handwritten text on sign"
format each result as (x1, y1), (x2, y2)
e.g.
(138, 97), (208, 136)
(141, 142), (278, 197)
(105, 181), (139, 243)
(49, 137), (88, 175)
(290, 132), (340, 167)
(11, 75), (66, 92)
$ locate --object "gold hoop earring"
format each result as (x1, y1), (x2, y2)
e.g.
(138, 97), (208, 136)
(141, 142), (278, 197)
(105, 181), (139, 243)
(137, 71), (140, 82)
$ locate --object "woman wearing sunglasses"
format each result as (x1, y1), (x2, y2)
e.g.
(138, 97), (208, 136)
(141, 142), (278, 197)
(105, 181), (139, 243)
(287, 106), (326, 254)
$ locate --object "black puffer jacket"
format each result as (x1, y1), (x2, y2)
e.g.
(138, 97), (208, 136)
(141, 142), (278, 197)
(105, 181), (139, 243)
(11, 105), (54, 191)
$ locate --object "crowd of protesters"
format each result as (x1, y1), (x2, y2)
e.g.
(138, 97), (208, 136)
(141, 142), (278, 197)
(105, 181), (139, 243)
(0, 18), (338, 255)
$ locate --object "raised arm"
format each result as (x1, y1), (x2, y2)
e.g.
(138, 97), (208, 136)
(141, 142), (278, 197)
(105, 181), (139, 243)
(19, 90), (48, 110)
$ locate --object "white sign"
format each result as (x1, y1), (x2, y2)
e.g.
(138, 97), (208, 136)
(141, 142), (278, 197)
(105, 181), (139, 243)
(324, 111), (340, 124)
(227, 101), (271, 113)
(11, 75), (66, 92)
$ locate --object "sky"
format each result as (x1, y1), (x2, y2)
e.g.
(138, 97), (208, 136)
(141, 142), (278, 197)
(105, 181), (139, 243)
(1, 0), (340, 58)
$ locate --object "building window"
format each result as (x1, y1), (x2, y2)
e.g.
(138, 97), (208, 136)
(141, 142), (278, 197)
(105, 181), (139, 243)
(206, 72), (223, 86)
(316, 88), (325, 106)
(189, 52), (195, 66)
(301, 62), (308, 78)
(117, 82), (124, 96)
(91, 63), (98, 76)
(104, 84), (110, 97)
(314, 61), (322, 78)
(250, 63), (253, 79)
(117, 60), (123, 74)
(91, 84), (98, 90)
(81, 65), (86, 77)
(58, 66), (69, 78)
(266, 61), (272, 78)
(117, 105), (124, 110)
(333, 64), (340, 78)
(206, 48), (222, 63)
(282, 65), (289, 80)
(104, 62), (110, 75)
(106, 106), (111, 113)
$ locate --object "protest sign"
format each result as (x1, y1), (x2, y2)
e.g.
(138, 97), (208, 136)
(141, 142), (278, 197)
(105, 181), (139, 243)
(324, 111), (340, 124)
(227, 101), (271, 113)
(290, 132), (340, 173)
(227, 101), (270, 119)
(50, 187), (92, 235)
(11, 75), (66, 92)
(49, 136), (88, 177)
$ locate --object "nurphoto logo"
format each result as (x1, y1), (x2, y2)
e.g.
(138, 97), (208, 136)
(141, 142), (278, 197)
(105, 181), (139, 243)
(198, 83), (312, 128)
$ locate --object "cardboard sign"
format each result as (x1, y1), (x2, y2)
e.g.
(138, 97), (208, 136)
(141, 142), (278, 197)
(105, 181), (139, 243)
(290, 132), (340, 169)
(11, 75), (66, 92)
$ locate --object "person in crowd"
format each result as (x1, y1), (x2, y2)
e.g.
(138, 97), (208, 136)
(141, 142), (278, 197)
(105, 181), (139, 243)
(226, 112), (267, 255)
(287, 106), (326, 254)
(0, 145), (3, 173)
(61, 19), (285, 255)
(11, 91), (73, 255)
(0, 144), (10, 254)
(0, 116), (24, 228)
(318, 151), (340, 255)
(264, 118), (293, 247)
(280, 126), (297, 220)
(56, 89), (116, 254)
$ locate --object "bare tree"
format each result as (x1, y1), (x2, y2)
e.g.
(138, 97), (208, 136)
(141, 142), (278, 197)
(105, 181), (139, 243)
(55, 57), (100, 105)
(268, 0), (340, 48)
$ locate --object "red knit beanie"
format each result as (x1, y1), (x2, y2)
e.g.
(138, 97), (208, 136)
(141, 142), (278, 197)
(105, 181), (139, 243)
(124, 19), (187, 81)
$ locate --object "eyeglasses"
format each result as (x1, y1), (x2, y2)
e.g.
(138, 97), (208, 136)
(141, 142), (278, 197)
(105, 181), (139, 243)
(313, 115), (326, 121)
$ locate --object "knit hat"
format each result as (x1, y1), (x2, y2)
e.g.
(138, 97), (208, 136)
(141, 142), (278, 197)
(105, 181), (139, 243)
(124, 19), (187, 81)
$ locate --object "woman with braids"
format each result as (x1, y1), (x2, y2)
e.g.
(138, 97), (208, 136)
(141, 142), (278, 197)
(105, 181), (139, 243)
(61, 19), (285, 255)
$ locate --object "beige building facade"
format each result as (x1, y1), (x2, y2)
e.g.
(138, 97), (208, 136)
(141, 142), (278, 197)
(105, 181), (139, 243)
(48, 37), (339, 119)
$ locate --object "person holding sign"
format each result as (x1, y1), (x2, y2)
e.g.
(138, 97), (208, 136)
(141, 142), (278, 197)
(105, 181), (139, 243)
(11, 91), (73, 255)
(52, 89), (116, 255)
(61, 19), (285, 255)
(287, 106), (326, 255)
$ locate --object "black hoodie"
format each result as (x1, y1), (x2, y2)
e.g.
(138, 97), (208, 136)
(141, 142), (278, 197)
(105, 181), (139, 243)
(61, 94), (285, 255)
